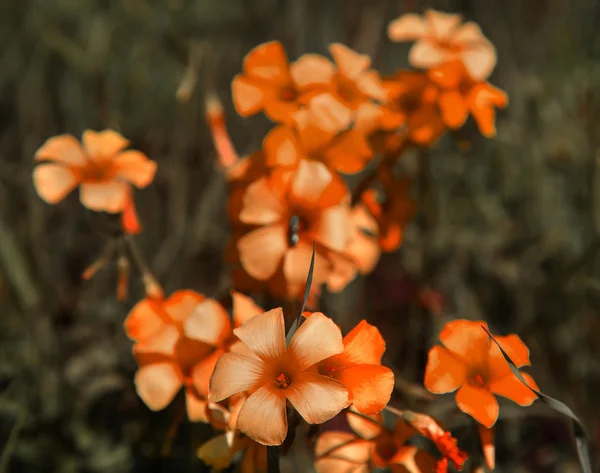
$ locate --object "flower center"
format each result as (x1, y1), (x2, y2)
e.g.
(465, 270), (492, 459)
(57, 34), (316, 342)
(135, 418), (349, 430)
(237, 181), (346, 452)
(468, 373), (486, 388)
(79, 161), (113, 182)
(275, 372), (291, 389)
(280, 87), (296, 101)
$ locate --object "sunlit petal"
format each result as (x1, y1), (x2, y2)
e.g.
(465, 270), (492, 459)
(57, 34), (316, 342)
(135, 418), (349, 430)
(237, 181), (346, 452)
(33, 163), (78, 204)
(455, 383), (499, 428)
(112, 150), (157, 188)
(135, 362), (182, 410)
(424, 345), (467, 394)
(289, 313), (344, 370)
(233, 308), (286, 361)
(237, 384), (288, 445)
(237, 225), (287, 281)
(82, 129), (129, 159)
(35, 134), (87, 166)
(79, 180), (128, 213)
(286, 372), (348, 424)
(209, 352), (267, 402)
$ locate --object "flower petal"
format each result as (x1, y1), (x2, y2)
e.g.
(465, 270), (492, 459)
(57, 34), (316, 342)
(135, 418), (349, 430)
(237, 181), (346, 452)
(82, 129), (129, 160)
(163, 290), (205, 324)
(237, 384), (288, 445)
(124, 298), (166, 342)
(439, 90), (469, 129)
(323, 129), (373, 174)
(79, 180), (129, 213)
(487, 333), (532, 378)
(290, 160), (333, 208)
(264, 100), (302, 125)
(132, 325), (180, 356)
(192, 349), (224, 397)
(315, 432), (370, 461)
(334, 364), (394, 414)
(35, 134), (87, 166)
(239, 178), (285, 225)
(425, 9), (461, 40)
(237, 225), (287, 280)
(184, 298), (232, 345)
(289, 312), (344, 370)
(286, 371), (348, 424)
(291, 54), (335, 91)
(329, 43), (370, 81)
(387, 14), (428, 42)
(263, 125), (303, 169)
(488, 371), (538, 406)
(209, 352), (267, 402)
(135, 362), (182, 410)
(112, 150), (157, 188)
(478, 424), (495, 470)
(342, 320), (387, 365)
(408, 39), (449, 70)
(462, 43), (497, 82)
(243, 41), (291, 86)
(232, 74), (276, 117)
(282, 242), (331, 290)
(438, 319), (489, 367)
(33, 163), (78, 204)
(197, 434), (235, 470)
(389, 446), (436, 473)
(186, 388), (209, 422)
(232, 291), (264, 328)
(314, 205), (353, 252)
(305, 92), (353, 136)
(346, 409), (383, 439)
(455, 384), (499, 427)
(233, 307), (286, 361)
(424, 345), (467, 394)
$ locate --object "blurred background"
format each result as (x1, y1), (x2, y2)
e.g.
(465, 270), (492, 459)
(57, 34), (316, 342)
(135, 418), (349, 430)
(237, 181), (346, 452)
(1, 0), (600, 472)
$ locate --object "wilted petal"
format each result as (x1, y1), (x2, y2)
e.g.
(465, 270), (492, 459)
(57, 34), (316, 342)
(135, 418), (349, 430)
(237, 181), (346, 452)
(424, 346), (467, 394)
(184, 298), (232, 345)
(329, 43), (371, 81)
(240, 178), (285, 225)
(135, 362), (182, 410)
(233, 308), (286, 361)
(33, 163), (78, 204)
(455, 384), (499, 428)
(387, 14), (428, 42)
(113, 150), (157, 188)
(35, 134), (87, 166)
(334, 364), (394, 414)
(237, 225), (287, 281)
(291, 54), (335, 91)
(237, 384), (288, 445)
(79, 180), (128, 213)
(82, 129), (129, 160)
(286, 371), (348, 424)
(209, 352), (267, 402)
(232, 75), (275, 117)
(243, 41), (291, 86)
(289, 312), (344, 370)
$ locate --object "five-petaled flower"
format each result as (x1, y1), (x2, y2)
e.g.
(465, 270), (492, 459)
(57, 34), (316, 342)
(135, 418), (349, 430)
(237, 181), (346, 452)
(33, 129), (156, 213)
(424, 319), (539, 428)
(209, 308), (349, 445)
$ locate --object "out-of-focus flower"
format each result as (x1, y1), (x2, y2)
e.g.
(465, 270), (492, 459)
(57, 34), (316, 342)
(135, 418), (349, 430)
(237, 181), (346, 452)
(388, 9), (497, 81)
(234, 159), (353, 294)
(124, 290), (227, 422)
(360, 167), (416, 252)
(206, 93), (239, 169)
(232, 41), (332, 124)
(265, 94), (373, 174)
(314, 320), (394, 414)
(33, 130), (157, 213)
(424, 319), (539, 428)
(209, 308), (348, 445)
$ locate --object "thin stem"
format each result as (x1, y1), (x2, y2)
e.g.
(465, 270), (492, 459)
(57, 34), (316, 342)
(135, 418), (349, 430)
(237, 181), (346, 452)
(266, 445), (281, 473)
(383, 404), (406, 419)
(123, 234), (164, 299)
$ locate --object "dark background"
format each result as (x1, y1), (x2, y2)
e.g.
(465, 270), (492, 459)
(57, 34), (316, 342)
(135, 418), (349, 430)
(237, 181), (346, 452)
(0, 0), (599, 472)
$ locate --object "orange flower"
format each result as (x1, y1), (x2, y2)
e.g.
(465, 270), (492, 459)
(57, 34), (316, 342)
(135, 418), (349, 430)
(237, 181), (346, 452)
(424, 319), (539, 428)
(361, 168), (416, 252)
(33, 130), (157, 213)
(232, 41), (332, 124)
(124, 290), (227, 422)
(315, 410), (435, 473)
(206, 92), (239, 169)
(265, 94), (373, 174)
(315, 320), (394, 415)
(236, 159), (352, 289)
(388, 9), (497, 81)
(209, 308), (348, 445)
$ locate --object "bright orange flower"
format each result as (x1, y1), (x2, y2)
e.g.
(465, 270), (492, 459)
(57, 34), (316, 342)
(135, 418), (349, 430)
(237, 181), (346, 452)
(232, 41), (332, 124)
(315, 320), (394, 414)
(236, 159), (353, 288)
(124, 290), (227, 422)
(388, 9), (497, 81)
(361, 168), (416, 252)
(327, 205), (380, 293)
(209, 308), (348, 445)
(265, 93), (373, 174)
(33, 130), (157, 213)
(424, 319), (539, 428)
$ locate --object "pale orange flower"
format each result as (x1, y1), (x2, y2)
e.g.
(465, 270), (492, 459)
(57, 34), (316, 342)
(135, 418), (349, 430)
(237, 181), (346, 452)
(361, 168), (416, 252)
(232, 41), (332, 124)
(388, 9), (497, 81)
(209, 308), (348, 445)
(265, 93), (373, 174)
(33, 130), (156, 213)
(315, 320), (394, 415)
(424, 319), (539, 428)
(236, 159), (353, 290)
(124, 290), (227, 422)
